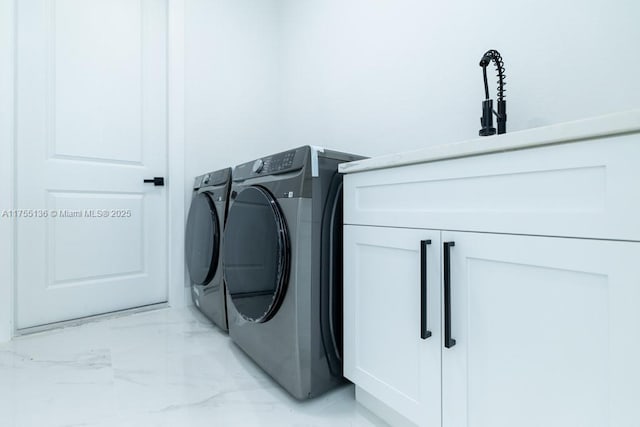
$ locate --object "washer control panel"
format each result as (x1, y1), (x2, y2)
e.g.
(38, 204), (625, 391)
(194, 168), (232, 190)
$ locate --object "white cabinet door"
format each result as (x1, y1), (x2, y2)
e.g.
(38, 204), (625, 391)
(442, 232), (640, 427)
(15, 0), (168, 328)
(344, 225), (441, 427)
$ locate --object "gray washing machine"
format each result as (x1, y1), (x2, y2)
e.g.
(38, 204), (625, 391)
(185, 168), (232, 331)
(223, 146), (364, 399)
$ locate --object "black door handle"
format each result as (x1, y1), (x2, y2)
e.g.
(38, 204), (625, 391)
(443, 241), (456, 348)
(144, 177), (165, 186)
(420, 240), (432, 339)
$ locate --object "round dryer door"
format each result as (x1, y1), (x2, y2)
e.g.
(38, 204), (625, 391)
(223, 186), (290, 323)
(185, 192), (220, 286)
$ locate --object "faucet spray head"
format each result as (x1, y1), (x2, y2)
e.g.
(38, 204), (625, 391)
(479, 54), (492, 67)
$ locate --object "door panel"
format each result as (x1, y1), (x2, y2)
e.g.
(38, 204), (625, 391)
(16, 0), (168, 329)
(49, 192), (145, 284)
(223, 186), (290, 323)
(442, 232), (640, 427)
(185, 192), (220, 286)
(344, 225), (441, 427)
(53, 0), (144, 163)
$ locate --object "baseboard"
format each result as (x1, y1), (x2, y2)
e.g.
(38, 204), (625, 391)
(15, 302), (169, 337)
(355, 386), (417, 427)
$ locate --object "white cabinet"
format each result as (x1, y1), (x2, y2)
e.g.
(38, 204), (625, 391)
(345, 225), (640, 427)
(344, 226), (441, 427)
(341, 128), (640, 427)
(442, 232), (640, 427)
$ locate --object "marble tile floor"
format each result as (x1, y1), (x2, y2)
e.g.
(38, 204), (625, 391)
(0, 307), (386, 427)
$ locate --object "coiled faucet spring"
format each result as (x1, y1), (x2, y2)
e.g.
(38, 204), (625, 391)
(479, 49), (507, 136)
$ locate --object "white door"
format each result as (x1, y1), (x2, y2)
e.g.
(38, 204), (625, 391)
(344, 225), (441, 427)
(442, 231), (640, 427)
(15, 0), (168, 329)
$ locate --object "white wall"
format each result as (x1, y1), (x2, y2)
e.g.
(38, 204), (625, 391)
(279, 0), (640, 157)
(185, 0), (283, 179)
(168, 0), (187, 308)
(0, 0), (15, 343)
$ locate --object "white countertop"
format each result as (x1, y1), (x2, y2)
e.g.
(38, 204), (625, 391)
(338, 110), (640, 174)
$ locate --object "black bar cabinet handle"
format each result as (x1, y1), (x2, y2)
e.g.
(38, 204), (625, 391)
(420, 239), (432, 339)
(144, 177), (165, 186)
(443, 241), (456, 348)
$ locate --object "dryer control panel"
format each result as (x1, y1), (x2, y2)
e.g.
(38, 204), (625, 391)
(234, 147), (307, 181)
(260, 150), (296, 174)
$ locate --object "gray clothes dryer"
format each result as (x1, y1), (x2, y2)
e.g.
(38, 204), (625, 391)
(223, 146), (365, 400)
(185, 168), (232, 331)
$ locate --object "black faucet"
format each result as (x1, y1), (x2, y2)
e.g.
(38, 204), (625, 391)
(478, 49), (506, 136)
